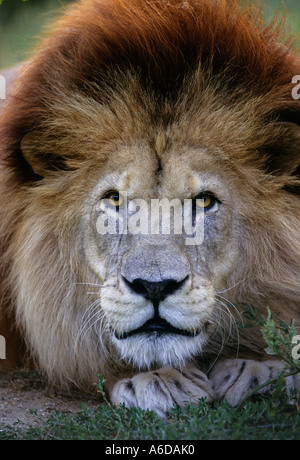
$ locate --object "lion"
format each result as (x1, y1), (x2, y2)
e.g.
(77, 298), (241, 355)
(0, 0), (299, 417)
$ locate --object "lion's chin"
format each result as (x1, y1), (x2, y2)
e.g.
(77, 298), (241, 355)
(112, 332), (207, 369)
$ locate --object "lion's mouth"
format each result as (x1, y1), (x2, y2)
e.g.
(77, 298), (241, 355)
(115, 317), (199, 340)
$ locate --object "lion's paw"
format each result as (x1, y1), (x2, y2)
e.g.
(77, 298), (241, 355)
(209, 358), (300, 406)
(110, 365), (215, 418)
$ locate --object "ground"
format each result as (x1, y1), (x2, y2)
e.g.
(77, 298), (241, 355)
(1, 367), (300, 440)
(0, 369), (98, 429)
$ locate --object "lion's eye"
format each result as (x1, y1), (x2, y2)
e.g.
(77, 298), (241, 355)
(103, 190), (123, 208)
(193, 194), (218, 212)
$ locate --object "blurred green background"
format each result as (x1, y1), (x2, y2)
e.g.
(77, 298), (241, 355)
(0, 0), (299, 69)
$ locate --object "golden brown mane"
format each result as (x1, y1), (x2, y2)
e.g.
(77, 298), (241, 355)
(1, 0), (299, 170)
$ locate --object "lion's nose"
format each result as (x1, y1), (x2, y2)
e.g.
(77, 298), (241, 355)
(122, 276), (189, 302)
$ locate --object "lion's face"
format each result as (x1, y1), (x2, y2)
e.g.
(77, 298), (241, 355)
(83, 136), (240, 368)
(16, 73), (298, 380)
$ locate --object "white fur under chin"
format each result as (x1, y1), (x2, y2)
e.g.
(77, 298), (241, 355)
(112, 332), (207, 369)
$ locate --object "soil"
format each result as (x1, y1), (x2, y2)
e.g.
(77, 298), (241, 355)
(0, 369), (99, 430)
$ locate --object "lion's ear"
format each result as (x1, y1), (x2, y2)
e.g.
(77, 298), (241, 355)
(264, 121), (300, 178)
(20, 132), (67, 177)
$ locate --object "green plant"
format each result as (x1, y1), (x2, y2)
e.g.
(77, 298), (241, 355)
(236, 305), (300, 406)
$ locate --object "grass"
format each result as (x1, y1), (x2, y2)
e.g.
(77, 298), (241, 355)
(1, 392), (300, 440)
(1, 308), (300, 441)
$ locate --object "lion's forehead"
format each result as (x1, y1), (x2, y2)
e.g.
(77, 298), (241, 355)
(89, 143), (230, 201)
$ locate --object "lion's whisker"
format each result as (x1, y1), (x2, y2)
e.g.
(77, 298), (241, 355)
(81, 311), (103, 342)
(75, 298), (103, 349)
(207, 296), (242, 368)
(216, 278), (247, 295)
(76, 282), (104, 287)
